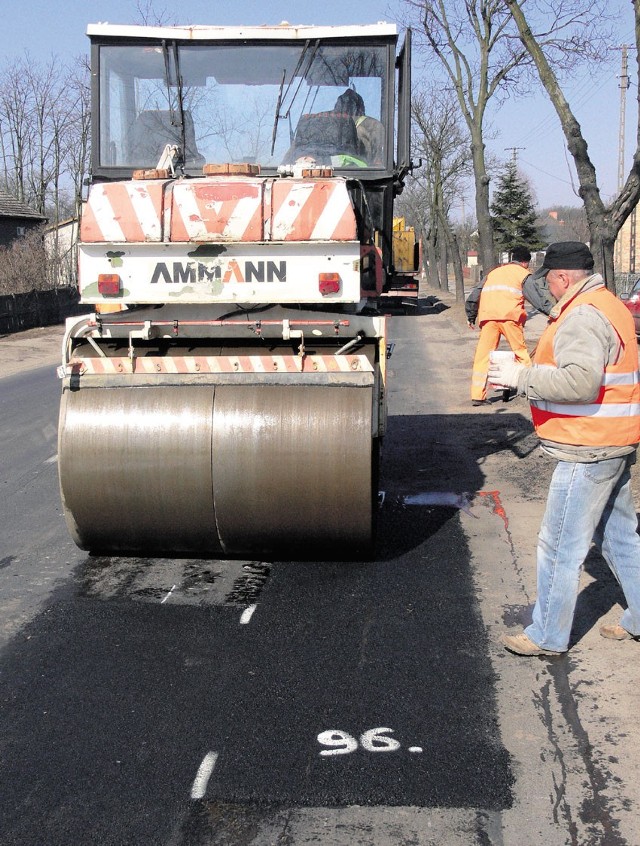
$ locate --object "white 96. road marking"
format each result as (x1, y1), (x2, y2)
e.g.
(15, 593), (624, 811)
(318, 727), (405, 756)
(190, 751), (219, 799)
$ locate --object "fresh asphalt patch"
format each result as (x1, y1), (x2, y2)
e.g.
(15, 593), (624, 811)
(0, 597), (241, 846)
(203, 510), (512, 809)
(0, 500), (512, 846)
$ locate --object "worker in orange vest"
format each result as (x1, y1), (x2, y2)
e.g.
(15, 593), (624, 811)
(488, 241), (640, 656)
(467, 245), (532, 406)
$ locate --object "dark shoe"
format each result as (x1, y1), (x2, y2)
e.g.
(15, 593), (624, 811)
(472, 400), (488, 407)
(501, 632), (563, 656)
(600, 623), (639, 641)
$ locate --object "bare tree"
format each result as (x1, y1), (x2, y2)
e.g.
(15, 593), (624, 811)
(401, 0), (614, 276)
(0, 57), (65, 215)
(24, 59), (62, 215)
(59, 56), (91, 289)
(504, 0), (640, 290)
(406, 89), (472, 299)
(402, 0), (531, 273)
(0, 53), (91, 289)
(0, 55), (86, 215)
(135, 2), (172, 25)
(0, 60), (32, 203)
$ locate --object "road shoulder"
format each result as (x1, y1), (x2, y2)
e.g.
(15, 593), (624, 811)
(0, 324), (65, 379)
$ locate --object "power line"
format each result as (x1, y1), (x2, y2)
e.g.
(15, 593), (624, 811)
(509, 55), (624, 150)
(519, 157), (575, 187)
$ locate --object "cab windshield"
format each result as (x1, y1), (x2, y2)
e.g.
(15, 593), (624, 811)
(97, 40), (391, 173)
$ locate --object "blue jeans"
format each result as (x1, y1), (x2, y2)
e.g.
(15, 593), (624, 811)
(526, 453), (640, 652)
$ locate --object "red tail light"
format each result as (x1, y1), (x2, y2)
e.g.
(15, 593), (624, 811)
(97, 274), (122, 296)
(319, 273), (341, 295)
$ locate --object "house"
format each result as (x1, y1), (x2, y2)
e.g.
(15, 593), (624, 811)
(0, 188), (47, 247)
(465, 250), (482, 284)
(45, 217), (79, 287)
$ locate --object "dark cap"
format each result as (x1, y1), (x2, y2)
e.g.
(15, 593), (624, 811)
(532, 241), (594, 280)
(511, 245), (531, 263)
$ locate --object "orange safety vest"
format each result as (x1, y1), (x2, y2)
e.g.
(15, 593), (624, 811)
(530, 287), (640, 447)
(477, 263), (528, 324)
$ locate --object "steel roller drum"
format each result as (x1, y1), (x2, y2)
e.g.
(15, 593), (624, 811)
(58, 383), (376, 557)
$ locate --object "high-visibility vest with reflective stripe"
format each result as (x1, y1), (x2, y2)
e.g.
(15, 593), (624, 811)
(477, 263), (528, 324)
(530, 287), (640, 446)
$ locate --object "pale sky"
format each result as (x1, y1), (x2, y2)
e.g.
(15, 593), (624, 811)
(3, 0), (637, 214)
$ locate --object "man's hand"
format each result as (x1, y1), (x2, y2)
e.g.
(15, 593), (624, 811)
(488, 359), (527, 389)
(467, 320), (476, 330)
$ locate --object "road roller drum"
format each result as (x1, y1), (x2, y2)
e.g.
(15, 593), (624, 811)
(58, 381), (377, 558)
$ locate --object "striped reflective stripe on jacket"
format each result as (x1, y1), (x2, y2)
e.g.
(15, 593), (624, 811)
(530, 288), (640, 447)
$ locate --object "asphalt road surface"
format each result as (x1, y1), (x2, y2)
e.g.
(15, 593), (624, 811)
(1, 297), (639, 845)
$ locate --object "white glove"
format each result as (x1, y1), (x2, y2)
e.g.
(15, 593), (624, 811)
(488, 359), (527, 389)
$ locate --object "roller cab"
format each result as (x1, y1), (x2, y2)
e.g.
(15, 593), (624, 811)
(58, 22), (411, 558)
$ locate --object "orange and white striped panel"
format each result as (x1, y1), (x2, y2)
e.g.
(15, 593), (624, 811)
(270, 180), (356, 241)
(170, 180), (264, 242)
(80, 181), (166, 243)
(80, 176), (357, 246)
(67, 354), (373, 376)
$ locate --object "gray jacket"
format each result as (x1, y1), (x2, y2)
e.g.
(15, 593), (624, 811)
(522, 274), (554, 316)
(516, 273), (638, 462)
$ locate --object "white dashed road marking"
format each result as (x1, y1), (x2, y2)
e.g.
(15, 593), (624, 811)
(160, 585), (177, 604)
(239, 604), (257, 625)
(191, 751), (219, 799)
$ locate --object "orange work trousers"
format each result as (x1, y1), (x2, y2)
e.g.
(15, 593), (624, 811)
(471, 320), (531, 401)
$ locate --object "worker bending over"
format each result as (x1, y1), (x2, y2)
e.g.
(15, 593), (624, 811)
(468, 245), (532, 406)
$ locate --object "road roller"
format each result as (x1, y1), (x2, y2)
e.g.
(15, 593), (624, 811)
(57, 21), (413, 558)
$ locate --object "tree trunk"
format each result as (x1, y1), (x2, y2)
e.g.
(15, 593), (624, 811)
(450, 231), (466, 302)
(470, 127), (496, 276)
(439, 242), (448, 292)
(426, 233), (440, 288)
(587, 224), (617, 291)
(438, 210), (465, 301)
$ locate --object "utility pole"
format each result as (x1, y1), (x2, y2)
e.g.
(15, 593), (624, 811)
(615, 46), (634, 273)
(504, 146), (525, 166)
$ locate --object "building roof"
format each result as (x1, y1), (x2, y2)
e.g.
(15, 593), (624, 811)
(0, 188), (46, 221)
